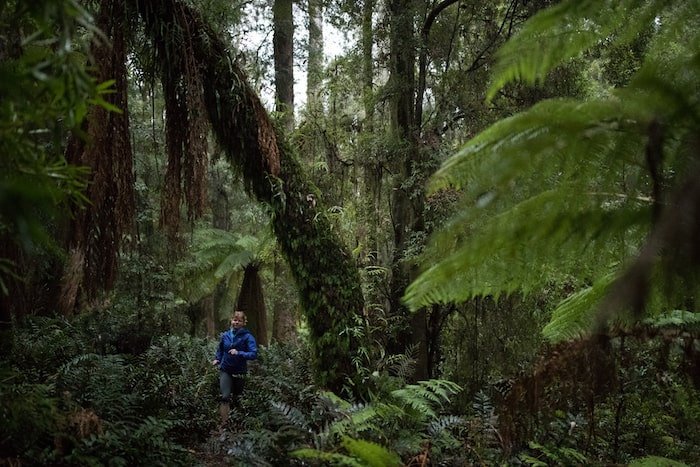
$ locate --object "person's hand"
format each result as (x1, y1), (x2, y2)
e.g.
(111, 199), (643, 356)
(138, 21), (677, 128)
(228, 349), (238, 355)
(212, 359), (219, 366)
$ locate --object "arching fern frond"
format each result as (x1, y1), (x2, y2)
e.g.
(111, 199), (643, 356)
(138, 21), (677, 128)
(405, 186), (647, 309)
(542, 273), (617, 343)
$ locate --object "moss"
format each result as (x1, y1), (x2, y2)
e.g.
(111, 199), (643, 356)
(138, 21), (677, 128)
(135, 0), (366, 396)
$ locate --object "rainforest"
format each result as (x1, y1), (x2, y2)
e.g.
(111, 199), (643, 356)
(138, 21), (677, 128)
(1, 0), (699, 465)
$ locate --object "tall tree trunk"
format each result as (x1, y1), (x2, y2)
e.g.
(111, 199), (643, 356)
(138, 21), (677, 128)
(273, 0), (294, 132)
(387, 0), (430, 380)
(236, 263), (269, 346)
(272, 253), (297, 342)
(200, 176), (233, 337)
(306, 0), (324, 116)
(358, 0), (386, 310)
(136, 0), (365, 395)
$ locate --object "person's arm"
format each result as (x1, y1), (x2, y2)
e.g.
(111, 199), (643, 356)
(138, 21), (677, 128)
(212, 334), (224, 365)
(236, 334), (257, 360)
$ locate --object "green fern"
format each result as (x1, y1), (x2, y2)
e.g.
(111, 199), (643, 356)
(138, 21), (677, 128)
(405, 0), (700, 340)
(390, 380), (462, 420)
(487, 0), (671, 100)
(177, 228), (261, 304)
(270, 400), (311, 433)
(542, 273), (617, 342)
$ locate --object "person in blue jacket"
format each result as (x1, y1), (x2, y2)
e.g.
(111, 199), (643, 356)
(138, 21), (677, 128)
(211, 310), (257, 426)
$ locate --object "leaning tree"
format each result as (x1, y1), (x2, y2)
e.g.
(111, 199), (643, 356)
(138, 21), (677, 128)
(64, 0), (366, 395)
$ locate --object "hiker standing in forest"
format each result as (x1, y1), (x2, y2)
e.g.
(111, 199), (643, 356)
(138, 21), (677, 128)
(212, 310), (258, 427)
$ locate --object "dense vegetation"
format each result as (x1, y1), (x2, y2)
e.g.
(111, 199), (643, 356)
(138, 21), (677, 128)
(1, 0), (699, 465)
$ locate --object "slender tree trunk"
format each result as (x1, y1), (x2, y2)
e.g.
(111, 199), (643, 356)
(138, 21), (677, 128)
(387, 0), (430, 380)
(306, 0), (323, 116)
(273, 0), (294, 132)
(272, 253), (297, 342)
(136, 0), (365, 394)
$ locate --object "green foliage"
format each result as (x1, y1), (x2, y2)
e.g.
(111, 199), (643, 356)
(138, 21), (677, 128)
(630, 457), (689, 467)
(487, 0), (669, 100)
(542, 273), (616, 343)
(390, 379), (461, 420)
(0, 366), (59, 459)
(1, 313), (213, 465)
(177, 227), (262, 306)
(405, 0), (700, 342)
(0, 0), (114, 285)
(340, 436), (402, 467)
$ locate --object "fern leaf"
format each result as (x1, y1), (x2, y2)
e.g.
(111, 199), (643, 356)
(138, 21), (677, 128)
(487, 0), (671, 100)
(270, 401), (310, 433)
(391, 380), (461, 420)
(542, 273), (616, 342)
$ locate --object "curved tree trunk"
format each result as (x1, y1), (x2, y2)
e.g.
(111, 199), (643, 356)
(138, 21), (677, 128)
(135, 0), (365, 394)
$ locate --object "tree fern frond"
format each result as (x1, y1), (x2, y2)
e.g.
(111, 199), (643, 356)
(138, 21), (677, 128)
(487, 0), (671, 100)
(542, 273), (617, 343)
(177, 228), (260, 303)
(429, 98), (645, 195)
(404, 186), (647, 310)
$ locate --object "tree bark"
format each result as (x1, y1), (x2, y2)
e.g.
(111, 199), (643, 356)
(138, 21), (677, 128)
(236, 263), (269, 346)
(306, 0), (324, 116)
(60, 0), (135, 315)
(386, 0), (431, 381)
(273, 0), (295, 132)
(135, 0), (365, 394)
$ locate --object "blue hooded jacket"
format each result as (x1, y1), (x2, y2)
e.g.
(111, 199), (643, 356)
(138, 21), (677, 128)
(215, 327), (258, 374)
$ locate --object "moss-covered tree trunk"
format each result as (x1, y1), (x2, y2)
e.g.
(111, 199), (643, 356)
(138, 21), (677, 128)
(135, 0), (364, 394)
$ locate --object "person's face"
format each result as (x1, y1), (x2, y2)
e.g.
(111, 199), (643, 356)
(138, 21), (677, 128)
(231, 314), (244, 329)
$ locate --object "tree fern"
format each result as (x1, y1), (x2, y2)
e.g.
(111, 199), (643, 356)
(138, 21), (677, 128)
(405, 0), (700, 340)
(177, 228), (260, 304)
